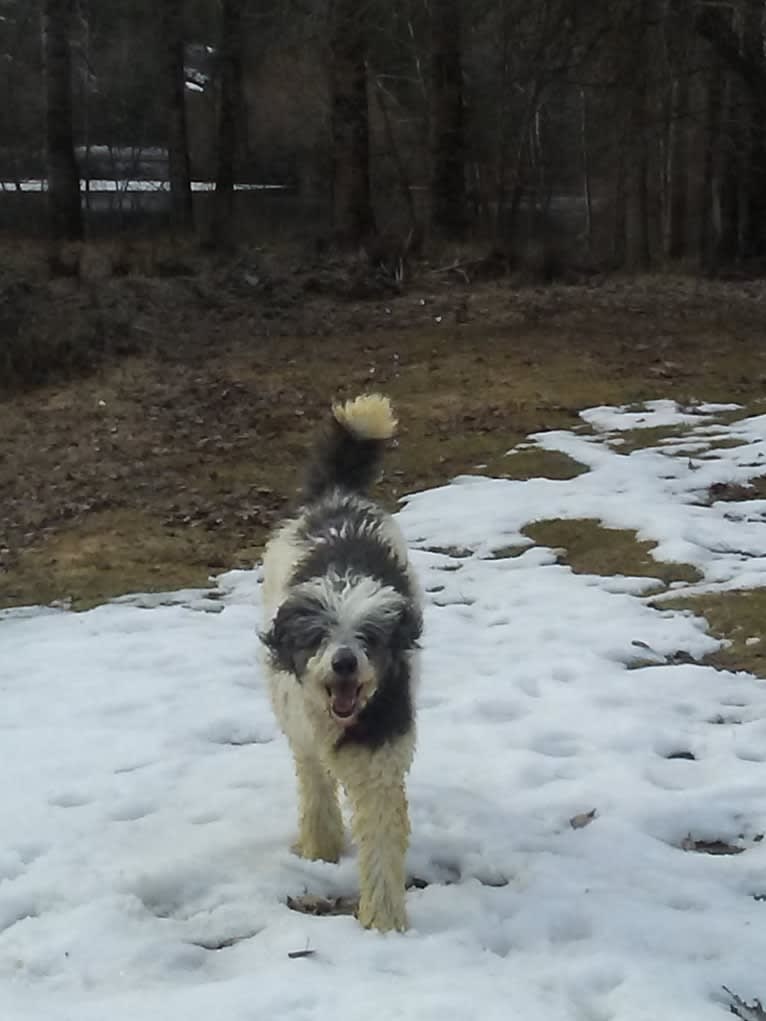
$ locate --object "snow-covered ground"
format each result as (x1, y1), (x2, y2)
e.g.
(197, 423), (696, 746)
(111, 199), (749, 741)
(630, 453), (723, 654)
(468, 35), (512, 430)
(3, 400), (766, 1021)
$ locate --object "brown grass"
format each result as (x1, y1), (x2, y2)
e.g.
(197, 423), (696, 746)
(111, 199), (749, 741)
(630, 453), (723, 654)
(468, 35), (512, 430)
(3, 259), (766, 614)
(523, 518), (702, 589)
(657, 589), (766, 676)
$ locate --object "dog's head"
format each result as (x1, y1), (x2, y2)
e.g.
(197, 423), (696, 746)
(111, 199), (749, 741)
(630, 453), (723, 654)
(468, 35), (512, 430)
(261, 574), (421, 728)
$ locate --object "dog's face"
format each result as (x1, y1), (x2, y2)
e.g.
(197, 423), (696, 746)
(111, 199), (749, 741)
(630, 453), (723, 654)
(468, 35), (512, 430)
(262, 575), (420, 728)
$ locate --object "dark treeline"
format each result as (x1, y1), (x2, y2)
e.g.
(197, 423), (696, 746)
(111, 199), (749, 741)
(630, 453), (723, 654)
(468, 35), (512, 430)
(3, 0), (766, 271)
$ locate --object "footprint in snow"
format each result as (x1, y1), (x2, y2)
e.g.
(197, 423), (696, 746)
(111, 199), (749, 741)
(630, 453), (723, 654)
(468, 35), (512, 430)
(531, 732), (581, 758)
(109, 800), (157, 822)
(474, 698), (527, 723)
(0, 893), (40, 934)
(48, 790), (92, 809)
(548, 909), (593, 944)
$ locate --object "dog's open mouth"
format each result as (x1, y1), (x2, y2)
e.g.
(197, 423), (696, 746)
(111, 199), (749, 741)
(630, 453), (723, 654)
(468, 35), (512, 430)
(329, 685), (362, 724)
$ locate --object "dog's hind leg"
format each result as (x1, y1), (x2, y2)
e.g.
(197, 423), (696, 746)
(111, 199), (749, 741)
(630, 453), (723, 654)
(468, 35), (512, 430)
(291, 753), (345, 863)
(341, 745), (413, 933)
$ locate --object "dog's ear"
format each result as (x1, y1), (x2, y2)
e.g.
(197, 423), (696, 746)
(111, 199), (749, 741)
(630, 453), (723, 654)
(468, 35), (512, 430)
(393, 603), (422, 652)
(260, 594), (327, 677)
(260, 605), (295, 674)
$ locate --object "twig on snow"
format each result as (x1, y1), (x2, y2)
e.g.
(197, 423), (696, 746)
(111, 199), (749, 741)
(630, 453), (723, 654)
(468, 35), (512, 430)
(723, 986), (766, 1020)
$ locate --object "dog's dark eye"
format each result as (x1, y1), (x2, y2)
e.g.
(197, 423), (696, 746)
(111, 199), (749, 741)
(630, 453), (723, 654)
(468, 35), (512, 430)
(298, 630), (323, 653)
(359, 629), (382, 651)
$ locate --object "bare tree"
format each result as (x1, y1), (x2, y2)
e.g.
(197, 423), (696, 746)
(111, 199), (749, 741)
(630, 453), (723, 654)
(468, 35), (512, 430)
(8, 0), (766, 270)
(579, 88), (593, 253)
(699, 52), (722, 269)
(43, 0), (83, 240)
(162, 0), (193, 232)
(695, 0), (766, 258)
(625, 0), (651, 270)
(213, 0), (244, 248)
(429, 0), (466, 239)
(664, 0), (691, 261)
(329, 0), (375, 244)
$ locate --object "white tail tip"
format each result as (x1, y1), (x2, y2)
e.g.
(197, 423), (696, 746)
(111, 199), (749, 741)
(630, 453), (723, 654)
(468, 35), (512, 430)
(331, 393), (397, 441)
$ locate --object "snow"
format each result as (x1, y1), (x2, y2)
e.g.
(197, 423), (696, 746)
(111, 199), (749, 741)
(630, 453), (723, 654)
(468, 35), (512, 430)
(2, 399), (766, 1020)
(414, 403), (766, 588)
(0, 180), (286, 193)
(580, 399), (742, 433)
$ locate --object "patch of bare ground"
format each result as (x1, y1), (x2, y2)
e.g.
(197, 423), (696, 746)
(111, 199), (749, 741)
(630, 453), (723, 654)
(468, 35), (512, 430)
(3, 253), (766, 609)
(522, 518), (702, 589)
(657, 590), (766, 677)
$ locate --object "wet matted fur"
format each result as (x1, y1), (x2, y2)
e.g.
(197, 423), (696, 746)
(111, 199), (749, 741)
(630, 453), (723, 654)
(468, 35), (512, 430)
(260, 394), (422, 932)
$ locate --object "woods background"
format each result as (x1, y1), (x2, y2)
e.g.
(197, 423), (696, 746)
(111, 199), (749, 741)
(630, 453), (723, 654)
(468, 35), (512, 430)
(5, 0), (766, 611)
(3, 0), (766, 272)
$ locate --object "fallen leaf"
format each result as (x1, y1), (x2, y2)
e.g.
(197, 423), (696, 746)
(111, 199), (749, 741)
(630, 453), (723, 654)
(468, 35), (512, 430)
(570, 809), (598, 829)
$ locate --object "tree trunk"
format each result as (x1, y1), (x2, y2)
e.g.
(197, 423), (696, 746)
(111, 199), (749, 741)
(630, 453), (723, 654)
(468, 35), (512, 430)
(666, 73), (689, 260)
(43, 0), (83, 241)
(700, 59), (722, 270)
(162, 0), (193, 233)
(662, 0), (692, 261)
(580, 88), (593, 255)
(716, 71), (741, 264)
(695, 0), (766, 257)
(329, 0), (375, 245)
(742, 0), (766, 258)
(374, 77), (419, 239)
(745, 104), (766, 257)
(429, 0), (466, 240)
(625, 0), (651, 270)
(213, 0), (244, 249)
(613, 124), (627, 267)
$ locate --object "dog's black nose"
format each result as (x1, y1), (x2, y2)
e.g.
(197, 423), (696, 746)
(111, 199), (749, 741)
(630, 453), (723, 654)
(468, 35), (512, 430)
(331, 648), (358, 676)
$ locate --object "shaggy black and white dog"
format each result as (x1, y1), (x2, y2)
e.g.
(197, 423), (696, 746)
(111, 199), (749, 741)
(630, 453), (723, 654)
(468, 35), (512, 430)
(260, 394), (422, 932)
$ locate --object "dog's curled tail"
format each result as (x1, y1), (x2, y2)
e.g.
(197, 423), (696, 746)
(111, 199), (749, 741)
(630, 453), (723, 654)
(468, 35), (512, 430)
(302, 393), (397, 502)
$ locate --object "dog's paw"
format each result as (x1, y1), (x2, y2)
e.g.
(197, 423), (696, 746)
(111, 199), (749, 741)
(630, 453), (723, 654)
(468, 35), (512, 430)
(357, 899), (408, 933)
(291, 838), (342, 864)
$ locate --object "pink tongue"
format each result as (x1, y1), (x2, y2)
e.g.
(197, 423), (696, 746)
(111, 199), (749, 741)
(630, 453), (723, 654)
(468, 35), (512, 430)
(332, 695), (356, 717)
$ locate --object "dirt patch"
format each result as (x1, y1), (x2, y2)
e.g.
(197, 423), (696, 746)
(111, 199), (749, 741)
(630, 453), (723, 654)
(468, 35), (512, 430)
(601, 424), (690, 454)
(483, 545), (529, 560)
(4, 509), (253, 610)
(285, 875), (439, 920)
(3, 270), (766, 608)
(590, 411), (758, 457)
(658, 590), (766, 677)
(500, 447), (587, 481)
(680, 836), (745, 856)
(522, 518), (702, 588)
(707, 477), (766, 503)
(286, 894), (359, 918)
(699, 437), (750, 453)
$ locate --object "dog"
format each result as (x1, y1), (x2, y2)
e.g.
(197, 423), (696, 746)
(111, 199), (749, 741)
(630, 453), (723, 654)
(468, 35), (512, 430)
(260, 393), (422, 933)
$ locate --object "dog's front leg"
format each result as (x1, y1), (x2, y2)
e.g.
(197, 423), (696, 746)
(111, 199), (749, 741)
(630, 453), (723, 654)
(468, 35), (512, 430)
(345, 773), (410, 933)
(292, 754), (345, 863)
